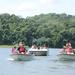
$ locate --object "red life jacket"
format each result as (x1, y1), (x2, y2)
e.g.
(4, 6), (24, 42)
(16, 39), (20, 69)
(65, 47), (73, 53)
(18, 47), (26, 53)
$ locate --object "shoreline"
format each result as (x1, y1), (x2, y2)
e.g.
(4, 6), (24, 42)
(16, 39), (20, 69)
(0, 45), (63, 48)
(0, 45), (14, 48)
(0, 45), (29, 48)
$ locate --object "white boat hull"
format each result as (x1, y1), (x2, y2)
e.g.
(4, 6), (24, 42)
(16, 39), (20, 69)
(28, 49), (48, 56)
(58, 54), (75, 60)
(10, 54), (33, 61)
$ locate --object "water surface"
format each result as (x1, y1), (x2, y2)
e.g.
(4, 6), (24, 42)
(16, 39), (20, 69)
(0, 48), (75, 75)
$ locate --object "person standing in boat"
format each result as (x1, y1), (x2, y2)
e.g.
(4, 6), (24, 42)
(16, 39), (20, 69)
(17, 41), (26, 54)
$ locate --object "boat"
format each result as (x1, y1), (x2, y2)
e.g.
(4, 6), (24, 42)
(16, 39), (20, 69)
(28, 48), (48, 56)
(58, 53), (75, 60)
(10, 53), (33, 61)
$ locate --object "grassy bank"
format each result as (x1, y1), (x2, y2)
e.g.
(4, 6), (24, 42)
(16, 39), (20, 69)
(0, 45), (29, 48)
(0, 45), (14, 48)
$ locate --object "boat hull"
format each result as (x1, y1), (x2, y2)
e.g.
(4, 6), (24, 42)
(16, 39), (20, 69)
(58, 54), (75, 60)
(10, 54), (33, 61)
(29, 49), (48, 56)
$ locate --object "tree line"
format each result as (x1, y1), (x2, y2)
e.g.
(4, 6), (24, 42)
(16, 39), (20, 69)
(0, 13), (75, 48)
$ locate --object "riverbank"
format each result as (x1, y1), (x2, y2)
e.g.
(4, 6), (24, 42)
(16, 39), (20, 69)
(0, 45), (14, 48)
(0, 45), (29, 48)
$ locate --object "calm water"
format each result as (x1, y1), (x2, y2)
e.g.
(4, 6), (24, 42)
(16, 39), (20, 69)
(0, 48), (75, 75)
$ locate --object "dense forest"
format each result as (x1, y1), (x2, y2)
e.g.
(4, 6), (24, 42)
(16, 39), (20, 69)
(0, 13), (75, 48)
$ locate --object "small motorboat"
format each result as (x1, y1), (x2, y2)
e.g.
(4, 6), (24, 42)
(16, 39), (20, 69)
(10, 53), (33, 61)
(58, 53), (75, 60)
(28, 48), (48, 56)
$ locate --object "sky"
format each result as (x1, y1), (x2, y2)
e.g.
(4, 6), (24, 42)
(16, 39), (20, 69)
(0, 0), (75, 18)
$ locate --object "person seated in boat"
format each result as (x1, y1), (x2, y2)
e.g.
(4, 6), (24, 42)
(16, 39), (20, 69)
(43, 44), (48, 49)
(39, 46), (43, 49)
(31, 44), (38, 49)
(17, 41), (26, 54)
(61, 41), (74, 54)
(12, 46), (17, 54)
(65, 44), (74, 54)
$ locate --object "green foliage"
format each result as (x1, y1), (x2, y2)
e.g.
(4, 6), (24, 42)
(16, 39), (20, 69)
(0, 13), (75, 48)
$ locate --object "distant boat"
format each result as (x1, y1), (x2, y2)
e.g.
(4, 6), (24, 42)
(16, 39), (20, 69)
(10, 53), (33, 61)
(28, 48), (48, 56)
(58, 53), (75, 60)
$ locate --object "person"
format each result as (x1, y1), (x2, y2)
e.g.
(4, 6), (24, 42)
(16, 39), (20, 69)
(31, 44), (37, 49)
(17, 41), (26, 54)
(65, 43), (74, 54)
(18, 41), (24, 47)
(65, 41), (71, 47)
(61, 41), (74, 54)
(43, 44), (48, 49)
(12, 46), (17, 54)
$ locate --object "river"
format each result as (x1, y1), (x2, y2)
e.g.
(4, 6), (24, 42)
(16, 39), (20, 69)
(0, 48), (75, 75)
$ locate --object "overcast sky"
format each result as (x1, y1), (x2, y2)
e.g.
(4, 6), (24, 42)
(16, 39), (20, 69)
(0, 0), (75, 18)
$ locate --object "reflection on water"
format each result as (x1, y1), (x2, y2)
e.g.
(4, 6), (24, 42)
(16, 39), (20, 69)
(0, 48), (75, 75)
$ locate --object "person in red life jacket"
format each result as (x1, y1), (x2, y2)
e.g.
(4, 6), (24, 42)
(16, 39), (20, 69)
(65, 45), (74, 54)
(65, 41), (74, 54)
(17, 42), (26, 54)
